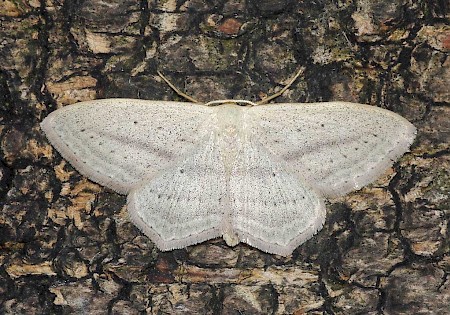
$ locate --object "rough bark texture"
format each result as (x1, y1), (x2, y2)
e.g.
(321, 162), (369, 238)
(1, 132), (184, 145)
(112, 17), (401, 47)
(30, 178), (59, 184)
(0, 0), (449, 314)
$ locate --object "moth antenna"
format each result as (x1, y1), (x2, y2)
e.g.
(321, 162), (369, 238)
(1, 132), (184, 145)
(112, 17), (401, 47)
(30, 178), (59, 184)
(157, 70), (200, 104)
(256, 68), (305, 105)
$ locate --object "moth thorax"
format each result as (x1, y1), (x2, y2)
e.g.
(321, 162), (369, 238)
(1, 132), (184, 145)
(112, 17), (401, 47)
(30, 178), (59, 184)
(215, 105), (245, 169)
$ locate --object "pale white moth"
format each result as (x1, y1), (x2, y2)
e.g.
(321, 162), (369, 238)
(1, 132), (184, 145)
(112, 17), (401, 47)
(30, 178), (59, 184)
(40, 70), (416, 256)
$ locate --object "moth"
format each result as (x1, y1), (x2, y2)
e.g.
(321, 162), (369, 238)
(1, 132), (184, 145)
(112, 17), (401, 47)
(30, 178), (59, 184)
(41, 71), (416, 256)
